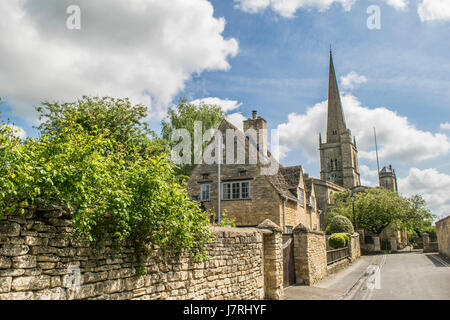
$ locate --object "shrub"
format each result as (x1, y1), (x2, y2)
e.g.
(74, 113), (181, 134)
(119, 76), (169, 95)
(327, 215), (354, 234)
(328, 233), (350, 249)
(0, 117), (212, 261)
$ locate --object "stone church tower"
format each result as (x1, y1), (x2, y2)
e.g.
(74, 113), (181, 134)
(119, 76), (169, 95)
(379, 165), (398, 192)
(319, 51), (361, 189)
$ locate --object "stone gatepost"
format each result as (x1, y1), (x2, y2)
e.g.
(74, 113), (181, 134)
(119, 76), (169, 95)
(389, 237), (398, 252)
(292, 224), (327, 286)
(422, 233), (430, 252)
(349, 233), (361, 262)
(373, 236), (381, 252)
(257, 219), (283, 300)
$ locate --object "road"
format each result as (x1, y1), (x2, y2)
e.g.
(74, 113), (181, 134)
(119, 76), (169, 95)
(349, 252), (450, 300)
(284, 251), (450, 300)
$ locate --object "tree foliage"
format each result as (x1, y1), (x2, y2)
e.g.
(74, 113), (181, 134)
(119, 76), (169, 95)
(326, 215), (354, 234)
(1, 108), (212, 260)
(161, 98), (225, 177)
(326, 188), (435, 235)
(36, 96), (167, 158)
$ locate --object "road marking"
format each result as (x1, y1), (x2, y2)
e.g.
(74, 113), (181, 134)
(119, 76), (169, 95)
(363, 254), (386, 300)
(341, 255), (378, 300)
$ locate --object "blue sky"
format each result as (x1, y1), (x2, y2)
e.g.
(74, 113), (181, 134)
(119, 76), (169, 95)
(0, 0), (449, 217)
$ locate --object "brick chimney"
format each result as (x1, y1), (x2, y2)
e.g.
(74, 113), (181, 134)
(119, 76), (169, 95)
(243, 111), (267, 157)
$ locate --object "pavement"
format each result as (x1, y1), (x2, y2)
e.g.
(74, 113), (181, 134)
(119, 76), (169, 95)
(283, 250), (450, 300)
(284, 255), (375, 300)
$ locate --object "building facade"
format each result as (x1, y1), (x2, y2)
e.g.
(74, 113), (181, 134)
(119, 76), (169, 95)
(187, 113), (320, 233)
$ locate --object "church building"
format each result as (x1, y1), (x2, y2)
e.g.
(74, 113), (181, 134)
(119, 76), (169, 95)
(319, 51), (361, 189)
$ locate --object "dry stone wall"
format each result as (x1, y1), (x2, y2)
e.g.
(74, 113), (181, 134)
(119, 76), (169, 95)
(0, 210), (281, 300)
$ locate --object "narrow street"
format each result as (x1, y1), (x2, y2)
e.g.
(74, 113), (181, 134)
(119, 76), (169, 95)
(284, 251), (450, 300)
(350, 252), (450, 300)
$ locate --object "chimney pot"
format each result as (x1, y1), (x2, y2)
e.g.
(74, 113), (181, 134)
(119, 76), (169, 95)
(252, 110), (257, 120)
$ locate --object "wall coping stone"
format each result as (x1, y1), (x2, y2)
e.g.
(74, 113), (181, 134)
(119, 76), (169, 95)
(293, 224), (324, 235)
(257, 219), (281, 233)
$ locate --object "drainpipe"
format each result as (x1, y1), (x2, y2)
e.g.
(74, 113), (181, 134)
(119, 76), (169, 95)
(217, 133), (222, 226)
(282, 196), (287, 233)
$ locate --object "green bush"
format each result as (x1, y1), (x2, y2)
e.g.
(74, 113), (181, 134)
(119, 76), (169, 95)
(328, 233), (350, 249)
(327, 215), (354, 234)
(0, 116), (212, 261)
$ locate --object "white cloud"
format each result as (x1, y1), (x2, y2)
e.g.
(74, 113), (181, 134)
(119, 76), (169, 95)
(226, 112), (247, 131)
(234, 0), (271, 13)
(276, 94), (450, 163)
(340, 72), (367, 91)
(440, 122), (450, 131)
(191, 97), (242, 112)
(360, 164), (378, 178)
(381, 0), (409, 11)
(234, 0), (356, 18)
(0, 0), (238, 123)
(7, 124), (27, 140)
(418, 0), (450, 22)
(398, 168), (450, 219)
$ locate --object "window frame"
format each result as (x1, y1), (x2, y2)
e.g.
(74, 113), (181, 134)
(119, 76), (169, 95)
(200, 183), (211, 201)
(222, 180), (251, 200)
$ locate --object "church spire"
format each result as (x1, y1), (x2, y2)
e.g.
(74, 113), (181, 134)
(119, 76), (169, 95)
(326, 49), (347, 143)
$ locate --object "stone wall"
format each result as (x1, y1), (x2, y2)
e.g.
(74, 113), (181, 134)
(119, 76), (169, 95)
(0, 210), (283, 300)
(436, 216), (450, 259)
(292, 225), (327, 286)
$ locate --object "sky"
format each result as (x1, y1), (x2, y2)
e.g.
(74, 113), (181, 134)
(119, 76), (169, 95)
(0, 0), (449, 219)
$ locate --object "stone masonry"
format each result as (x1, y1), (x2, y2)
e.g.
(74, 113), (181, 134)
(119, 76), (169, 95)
(0, 210), (284, 300)
(435, 215), (450, 259)
(292, 224), (328, 286)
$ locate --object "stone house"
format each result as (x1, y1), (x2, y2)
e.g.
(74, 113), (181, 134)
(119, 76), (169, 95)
(187, 112), (320, 233)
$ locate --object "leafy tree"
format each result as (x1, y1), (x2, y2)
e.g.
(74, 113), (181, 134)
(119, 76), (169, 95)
(326, 215), (354, 234)
(0, 115), (212, 260)
(326, 188), (435, 235)
(161, 98), (225, 177)
(36, 96), (167, 157)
